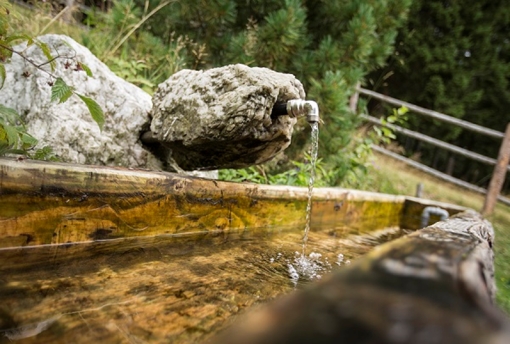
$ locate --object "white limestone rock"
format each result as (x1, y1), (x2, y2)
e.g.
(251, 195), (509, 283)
(150, 64), (305, 170)
(0, 34), (161, 169)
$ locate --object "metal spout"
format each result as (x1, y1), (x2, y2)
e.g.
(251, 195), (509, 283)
(287, 99), (320, 124)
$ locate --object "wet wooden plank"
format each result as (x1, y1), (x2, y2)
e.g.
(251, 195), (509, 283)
(0, 158), (410, 248)
(210, 211), (510, 344)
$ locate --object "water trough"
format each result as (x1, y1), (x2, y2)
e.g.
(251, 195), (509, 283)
(0, 157), (508, 343)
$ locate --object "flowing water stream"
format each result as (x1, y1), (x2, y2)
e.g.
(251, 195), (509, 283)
(302, 121), (319, 252)
(285, 121), (327, 286)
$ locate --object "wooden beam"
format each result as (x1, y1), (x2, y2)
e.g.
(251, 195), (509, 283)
(0, 158), (410, 248)
(210, 211), (510, 344)
(358, 88), (505, 139)
(363, 115), (503, 168)
(372, 146), (510, 207)
(483, 123), (510, 216)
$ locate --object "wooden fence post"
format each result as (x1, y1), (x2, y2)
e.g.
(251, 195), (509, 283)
(482, 123), (510, 216)
(349, 82), (361, 113)
(62, 0), (76, 22)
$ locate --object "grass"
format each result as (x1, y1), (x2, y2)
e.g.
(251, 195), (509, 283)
(362, 152), (510, 315)
(8, 2), (85, 41)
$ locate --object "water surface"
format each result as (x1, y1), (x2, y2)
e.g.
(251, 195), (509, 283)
(0, 224), (405, 343)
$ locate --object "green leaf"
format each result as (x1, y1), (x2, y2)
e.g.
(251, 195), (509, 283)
(77, 94), (105, 130)
(0, 142), (9, 156)
(3, 124), (18, 146)
(6, 149), (26, 155)
(5, 34), (33, 45)
(59, 39), (75, 50)
(20, 132), (38, 147)
(0, 104), (21, 124)
(35, 41), (55, 71)
(397, 106), (409, 116)
(381, 127), (396, 139)
(32, 145), (58, 161)
(51, 78), (74, 103)
(0, 63), (6, 88)
(0, 42), (13, 60)
(78, 62), (93, 77)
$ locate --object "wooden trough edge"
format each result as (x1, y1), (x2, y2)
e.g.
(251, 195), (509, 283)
(1, 158), (467, 248)
(208, 211), (510, 344)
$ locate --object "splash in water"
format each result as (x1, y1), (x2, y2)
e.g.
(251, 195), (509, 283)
(287, 251), (331, 287)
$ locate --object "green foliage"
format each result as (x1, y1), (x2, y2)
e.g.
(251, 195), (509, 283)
(370, 0), (510, 187)
(31, 145), (58, 161)
(50, 78), (105, 130)
(0, 1), (105, 157)
(108, 58), (155, 91)
(77, 62), (93, 77)
(372, 106), (409, 144)
(0, 101), (58, 161)
(51, 77), (74, 103)
(77, 94), (105, 131)
(219, 154), (335, 187)
(82, 0), (193, 93)
(35, 40), (55, 71)
(229, 0), (309, 71)
(0, 104), (38, 155)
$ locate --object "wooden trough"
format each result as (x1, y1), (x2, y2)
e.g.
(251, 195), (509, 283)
(0, 157), (508, 343)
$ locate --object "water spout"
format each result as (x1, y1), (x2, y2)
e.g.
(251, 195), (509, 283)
(271, 99), (320, 124)
(421, 206), (449, 228)
(288, 99), (320, 124)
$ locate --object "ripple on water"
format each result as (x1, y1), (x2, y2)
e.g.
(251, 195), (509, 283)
(0, 225), (404, 343)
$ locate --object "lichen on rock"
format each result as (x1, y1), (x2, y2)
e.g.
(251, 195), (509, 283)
(0, 34), (161, 170)
(150, 64), (306, 170)
(1, 38), (306, 174)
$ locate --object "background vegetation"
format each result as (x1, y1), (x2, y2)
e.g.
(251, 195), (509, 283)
(6, 0), (412, 187)
(369, 0), (510, 192)
(136, 0), (412, 186)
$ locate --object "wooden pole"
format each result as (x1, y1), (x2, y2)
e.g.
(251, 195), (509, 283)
(372, 146), (510, 206)
(483, 123), (510, 216)
(63, 0), (75, 22)
(349, 82), (360, 113)
(415, 183), (424, 197)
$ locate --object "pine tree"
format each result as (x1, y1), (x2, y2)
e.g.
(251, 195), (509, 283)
(138, 0), (412, 185)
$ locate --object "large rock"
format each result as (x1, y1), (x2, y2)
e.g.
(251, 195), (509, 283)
(149, 64), (305, 170)
(0, 34), (162, 169)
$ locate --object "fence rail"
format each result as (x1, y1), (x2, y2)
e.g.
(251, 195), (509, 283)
(358, 88), (505, 139)
(361, 114), (506, 168)
(358, 87), (510, 215)
(372, 146), (510, 207)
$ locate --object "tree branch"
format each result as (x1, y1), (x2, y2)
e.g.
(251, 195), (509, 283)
(0, 42), (56, 78)
(0, 42), (77, 79)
